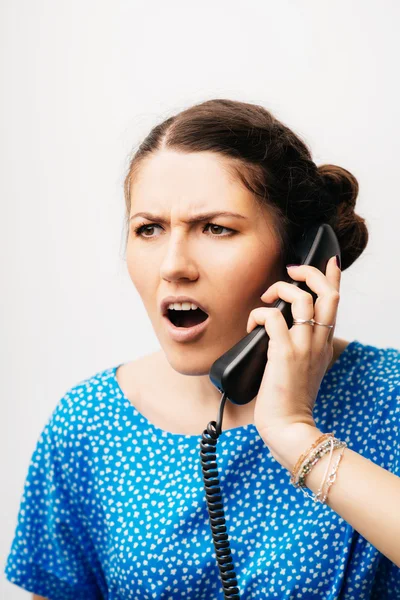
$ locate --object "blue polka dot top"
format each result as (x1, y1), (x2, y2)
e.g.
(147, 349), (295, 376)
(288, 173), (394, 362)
(4, 340), (400, 599)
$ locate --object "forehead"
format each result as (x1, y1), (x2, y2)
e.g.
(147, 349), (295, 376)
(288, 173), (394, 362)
(129, 150), (254, 212)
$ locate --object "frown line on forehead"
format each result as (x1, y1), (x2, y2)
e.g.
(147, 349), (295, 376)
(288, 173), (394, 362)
(129, 211), (248, 225)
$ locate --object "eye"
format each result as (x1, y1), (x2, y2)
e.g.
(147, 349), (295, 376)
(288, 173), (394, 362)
(204, 223), (234, 237)
(132, 222), (236, 239)
(133, 223), (161, 238)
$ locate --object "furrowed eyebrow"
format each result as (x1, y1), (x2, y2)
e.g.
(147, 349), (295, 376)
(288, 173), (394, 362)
(129, 211), (247, 224)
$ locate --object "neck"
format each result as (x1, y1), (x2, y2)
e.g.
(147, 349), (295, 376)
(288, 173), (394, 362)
(155, 337), (348, 426)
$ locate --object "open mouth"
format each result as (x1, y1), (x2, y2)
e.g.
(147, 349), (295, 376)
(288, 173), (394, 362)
(167, 308), (209, 328)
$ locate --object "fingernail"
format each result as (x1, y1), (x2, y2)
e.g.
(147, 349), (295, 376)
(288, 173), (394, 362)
(286, 264), (300, 268)
(335, 254), (341, 269)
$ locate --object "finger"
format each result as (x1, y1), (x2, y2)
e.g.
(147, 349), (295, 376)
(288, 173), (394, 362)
(259, 281), (314, 351)
(285, 258), (341, 295)
(285, 255), (341, 347)
(314, 255), (340, 345)
(247, 307), (292, 353)
(261, 257), (340, 308)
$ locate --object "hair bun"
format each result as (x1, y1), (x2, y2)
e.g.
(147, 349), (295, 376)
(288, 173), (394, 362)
(317, 164), (358, 211)
(317, 164), (368, 270)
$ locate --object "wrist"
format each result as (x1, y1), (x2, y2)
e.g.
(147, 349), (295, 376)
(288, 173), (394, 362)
(260, 422), (324, 472)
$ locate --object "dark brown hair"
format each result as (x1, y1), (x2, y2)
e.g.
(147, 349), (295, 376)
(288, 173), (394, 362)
(123, 98), (368, 271)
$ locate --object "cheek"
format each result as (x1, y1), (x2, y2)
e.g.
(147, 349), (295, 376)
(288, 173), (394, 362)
(126, 248), (154, 295)
(219, 250), (278, 292)
(212, 254), (279, 316)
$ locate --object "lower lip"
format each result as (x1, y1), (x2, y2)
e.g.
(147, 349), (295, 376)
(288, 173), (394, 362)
(163, 314), (210, 342)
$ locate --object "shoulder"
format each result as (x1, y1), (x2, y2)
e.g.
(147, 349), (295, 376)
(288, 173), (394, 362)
(322, 341), (399, 470)
(44, 354), (158, 449)
(353, 342), (400, 472)
(351, 340), (400, 391)
(321, 340), (399, 425)
(45, 363), (122, 448)
(343, 341), (400, 434)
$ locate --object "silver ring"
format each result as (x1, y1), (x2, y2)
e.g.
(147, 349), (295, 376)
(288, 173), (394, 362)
(293, 318), (334, 329)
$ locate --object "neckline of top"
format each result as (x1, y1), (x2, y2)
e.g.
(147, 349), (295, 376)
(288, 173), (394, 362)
(109, 340), (362, 442)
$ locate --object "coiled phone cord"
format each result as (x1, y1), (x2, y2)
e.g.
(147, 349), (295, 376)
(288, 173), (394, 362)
(200, 391), (241, 599)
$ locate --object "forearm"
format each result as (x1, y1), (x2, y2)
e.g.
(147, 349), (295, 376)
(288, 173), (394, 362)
(261, 423), (400, 568)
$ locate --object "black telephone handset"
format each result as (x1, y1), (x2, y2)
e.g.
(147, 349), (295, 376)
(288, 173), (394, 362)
(209, 222), (341, 405)
(200, 223), (341, 600)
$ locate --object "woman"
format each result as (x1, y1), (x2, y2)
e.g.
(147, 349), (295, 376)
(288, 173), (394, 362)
(5, 99), (400, 599)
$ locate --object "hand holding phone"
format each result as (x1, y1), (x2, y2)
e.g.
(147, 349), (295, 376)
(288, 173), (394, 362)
(208, 223), (341, 407)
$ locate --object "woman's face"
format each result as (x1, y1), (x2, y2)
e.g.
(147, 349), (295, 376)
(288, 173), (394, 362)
(126, 149), (282, 376)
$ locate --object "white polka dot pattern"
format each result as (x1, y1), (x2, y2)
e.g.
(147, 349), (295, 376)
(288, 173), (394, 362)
(4, 340), (400, 599)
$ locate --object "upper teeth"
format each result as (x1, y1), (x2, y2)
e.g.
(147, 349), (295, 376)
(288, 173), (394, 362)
(168, 302), (200, 311)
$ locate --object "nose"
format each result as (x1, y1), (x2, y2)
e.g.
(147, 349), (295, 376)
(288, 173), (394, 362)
(159, 232), (198, 282)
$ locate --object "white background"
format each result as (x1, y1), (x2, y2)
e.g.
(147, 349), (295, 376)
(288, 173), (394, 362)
(1, 1), (399, 597)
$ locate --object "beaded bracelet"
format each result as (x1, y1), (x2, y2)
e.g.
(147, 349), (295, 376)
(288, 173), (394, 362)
(299, 438), (345, 502)
(290, 432), (334, 485)
(296, 438), (347, 488)
(294, 438), (347, 503)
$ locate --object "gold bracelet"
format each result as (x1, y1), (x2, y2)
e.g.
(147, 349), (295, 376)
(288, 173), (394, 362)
(290, 432), (334, 485)
(296, 440), (347, 502)
(296, 439), (346, 488)
(315, 437), (335, 501)
(293, 438), (344, 487)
